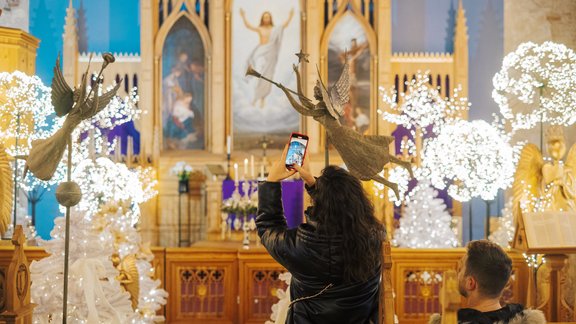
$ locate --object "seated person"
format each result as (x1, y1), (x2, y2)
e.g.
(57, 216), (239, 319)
(430, 240), (545, 324)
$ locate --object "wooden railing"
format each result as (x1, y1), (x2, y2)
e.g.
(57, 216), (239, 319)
(0, 243), (531, 324)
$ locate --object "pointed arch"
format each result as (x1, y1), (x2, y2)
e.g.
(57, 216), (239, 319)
(154, 9), (212, 151)
(319, 0), (378, 137)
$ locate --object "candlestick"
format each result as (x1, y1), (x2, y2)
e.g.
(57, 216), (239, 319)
(227, 135), (231, 155)
(250, 155), (255, 179)
(127, 136), (133, 166)
(243, 158), (248, 178)
(114, 136), (122, 162)
(260, 164), (265, 180)
(234, 163), (239, 184)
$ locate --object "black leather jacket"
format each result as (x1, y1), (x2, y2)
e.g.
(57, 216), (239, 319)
(256, 181), (381, 324)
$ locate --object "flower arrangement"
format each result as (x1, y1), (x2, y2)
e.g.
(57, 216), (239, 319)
(221, 190), (258, 216)
(170, 161), (193, 181)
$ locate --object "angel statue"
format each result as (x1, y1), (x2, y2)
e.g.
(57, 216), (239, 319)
(23, 54), (120, 181)
(513, 125), (576, 215)
(247, 57), (412, 198)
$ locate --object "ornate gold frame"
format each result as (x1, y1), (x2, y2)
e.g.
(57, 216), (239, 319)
(224, 0), (307, 150)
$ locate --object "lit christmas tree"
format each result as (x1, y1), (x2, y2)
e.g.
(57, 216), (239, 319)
(489, 200), (515, 248)
(393, 181), (459, 248)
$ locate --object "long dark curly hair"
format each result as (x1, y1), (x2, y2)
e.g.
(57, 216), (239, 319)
(312, 166), (385, 283)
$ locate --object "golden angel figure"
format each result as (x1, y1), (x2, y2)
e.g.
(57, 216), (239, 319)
(276, 62), (412, 198)
(513, 126), (576, 215)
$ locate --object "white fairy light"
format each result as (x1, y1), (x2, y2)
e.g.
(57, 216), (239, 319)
(488, 200), (515, 248)
(0, 71), (53, 157)
(378, 72), (469, 134)
(493, 41), (576, 130)
(393, 181), (459, 248)
(422, 120), (515, 201)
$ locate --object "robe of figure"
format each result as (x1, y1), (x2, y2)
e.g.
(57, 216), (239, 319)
(247, 26), (284, 104)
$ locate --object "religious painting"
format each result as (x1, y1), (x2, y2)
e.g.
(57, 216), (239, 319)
(161, 16), (205, 151)
(328, 13), (371, 135)
(0, 0), (28, 30)
(231, 0), (301, 151)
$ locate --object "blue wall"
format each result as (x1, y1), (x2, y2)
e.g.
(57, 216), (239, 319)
(28, 0), (140, 239)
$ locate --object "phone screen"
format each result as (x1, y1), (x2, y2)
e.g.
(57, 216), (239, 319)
(285, 133), (309, 169)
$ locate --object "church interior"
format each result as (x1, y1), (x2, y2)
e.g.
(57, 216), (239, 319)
(0, 0), (576, 323)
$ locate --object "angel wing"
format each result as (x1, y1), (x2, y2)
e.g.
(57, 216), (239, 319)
(0, 144), (13, 234)
(83, 81), (122, 119)
(51, 56), (74, 117)
(329, 60), (351, 107)
(512, 143), (544, 216)
(565, 143), (576, 176)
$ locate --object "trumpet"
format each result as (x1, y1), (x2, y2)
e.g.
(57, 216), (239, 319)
(245, 65), (311, 103)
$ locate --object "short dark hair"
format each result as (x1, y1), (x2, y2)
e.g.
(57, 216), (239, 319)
(465, 240), (512, 298)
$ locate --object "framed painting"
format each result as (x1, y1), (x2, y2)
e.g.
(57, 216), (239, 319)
(161, 16), (206, 151)
(327, 13), (372, 135)
(231, 0), (301, 151)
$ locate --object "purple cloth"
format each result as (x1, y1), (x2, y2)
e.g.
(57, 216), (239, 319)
(222, 179), (304, 229)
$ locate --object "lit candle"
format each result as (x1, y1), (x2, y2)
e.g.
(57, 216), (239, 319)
(243, 158), (248, 178)
(114, 136), (122, 162)
(127, 136), (133, 165)
(227, 135), (231, 155)
(260, 164), (265, 179)
(250, 155), (255, 178)
(234, 163), (239, 184)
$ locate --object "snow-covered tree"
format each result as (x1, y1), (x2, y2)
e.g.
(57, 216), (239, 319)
(30, 209), (137, 323)
(393, 182), (459, 248)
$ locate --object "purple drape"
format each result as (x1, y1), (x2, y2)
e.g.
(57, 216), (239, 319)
(222, 179), (304, 229)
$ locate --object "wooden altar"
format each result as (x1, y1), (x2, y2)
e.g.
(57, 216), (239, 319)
(0, 243), (534, 324)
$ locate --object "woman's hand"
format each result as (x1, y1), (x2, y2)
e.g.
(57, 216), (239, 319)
(294, 157), (315, 187)
(267, 144), (296, 182)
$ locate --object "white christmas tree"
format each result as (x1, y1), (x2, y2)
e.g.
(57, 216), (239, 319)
(489, 200), (515, 248)
(72, 157), (167, 322)
(30, 209), (137, 323)
(393, 181), (459, 248)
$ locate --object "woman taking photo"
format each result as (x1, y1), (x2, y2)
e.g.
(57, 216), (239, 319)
(256, 145), (385, 324)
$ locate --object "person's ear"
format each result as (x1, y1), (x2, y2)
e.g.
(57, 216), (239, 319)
(465, 276), (477, 292)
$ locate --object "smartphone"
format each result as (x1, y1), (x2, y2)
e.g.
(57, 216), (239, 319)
(285, 132), (309, 170)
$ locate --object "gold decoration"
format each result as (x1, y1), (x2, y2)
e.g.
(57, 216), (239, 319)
(197, 284), (207, 297)
(513, 126), (576, 216)
(0, 143), (13, 234)
(249, 59), (413, 197)
(114, 254), (140, 310)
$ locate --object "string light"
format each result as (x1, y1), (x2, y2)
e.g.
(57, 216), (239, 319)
(378, 71), (469, 134)
(422, 120), (515, 201)
(393, 181), (459, 248)
(488, 200), (515, 248)
(493, 41), (576, 130)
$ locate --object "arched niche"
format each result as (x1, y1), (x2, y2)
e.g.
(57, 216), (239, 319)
(154, 9), (212, 152)
(319, 1), (378, 137)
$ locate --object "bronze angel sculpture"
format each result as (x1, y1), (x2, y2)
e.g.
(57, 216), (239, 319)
(247, 57), (412, 198)
(513, 125), (576, 216)
(24, 54), (120, 181)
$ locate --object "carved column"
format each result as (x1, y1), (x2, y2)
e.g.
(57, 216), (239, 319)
(205, 179), (223, 234)
(0, 226), (35, 324)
